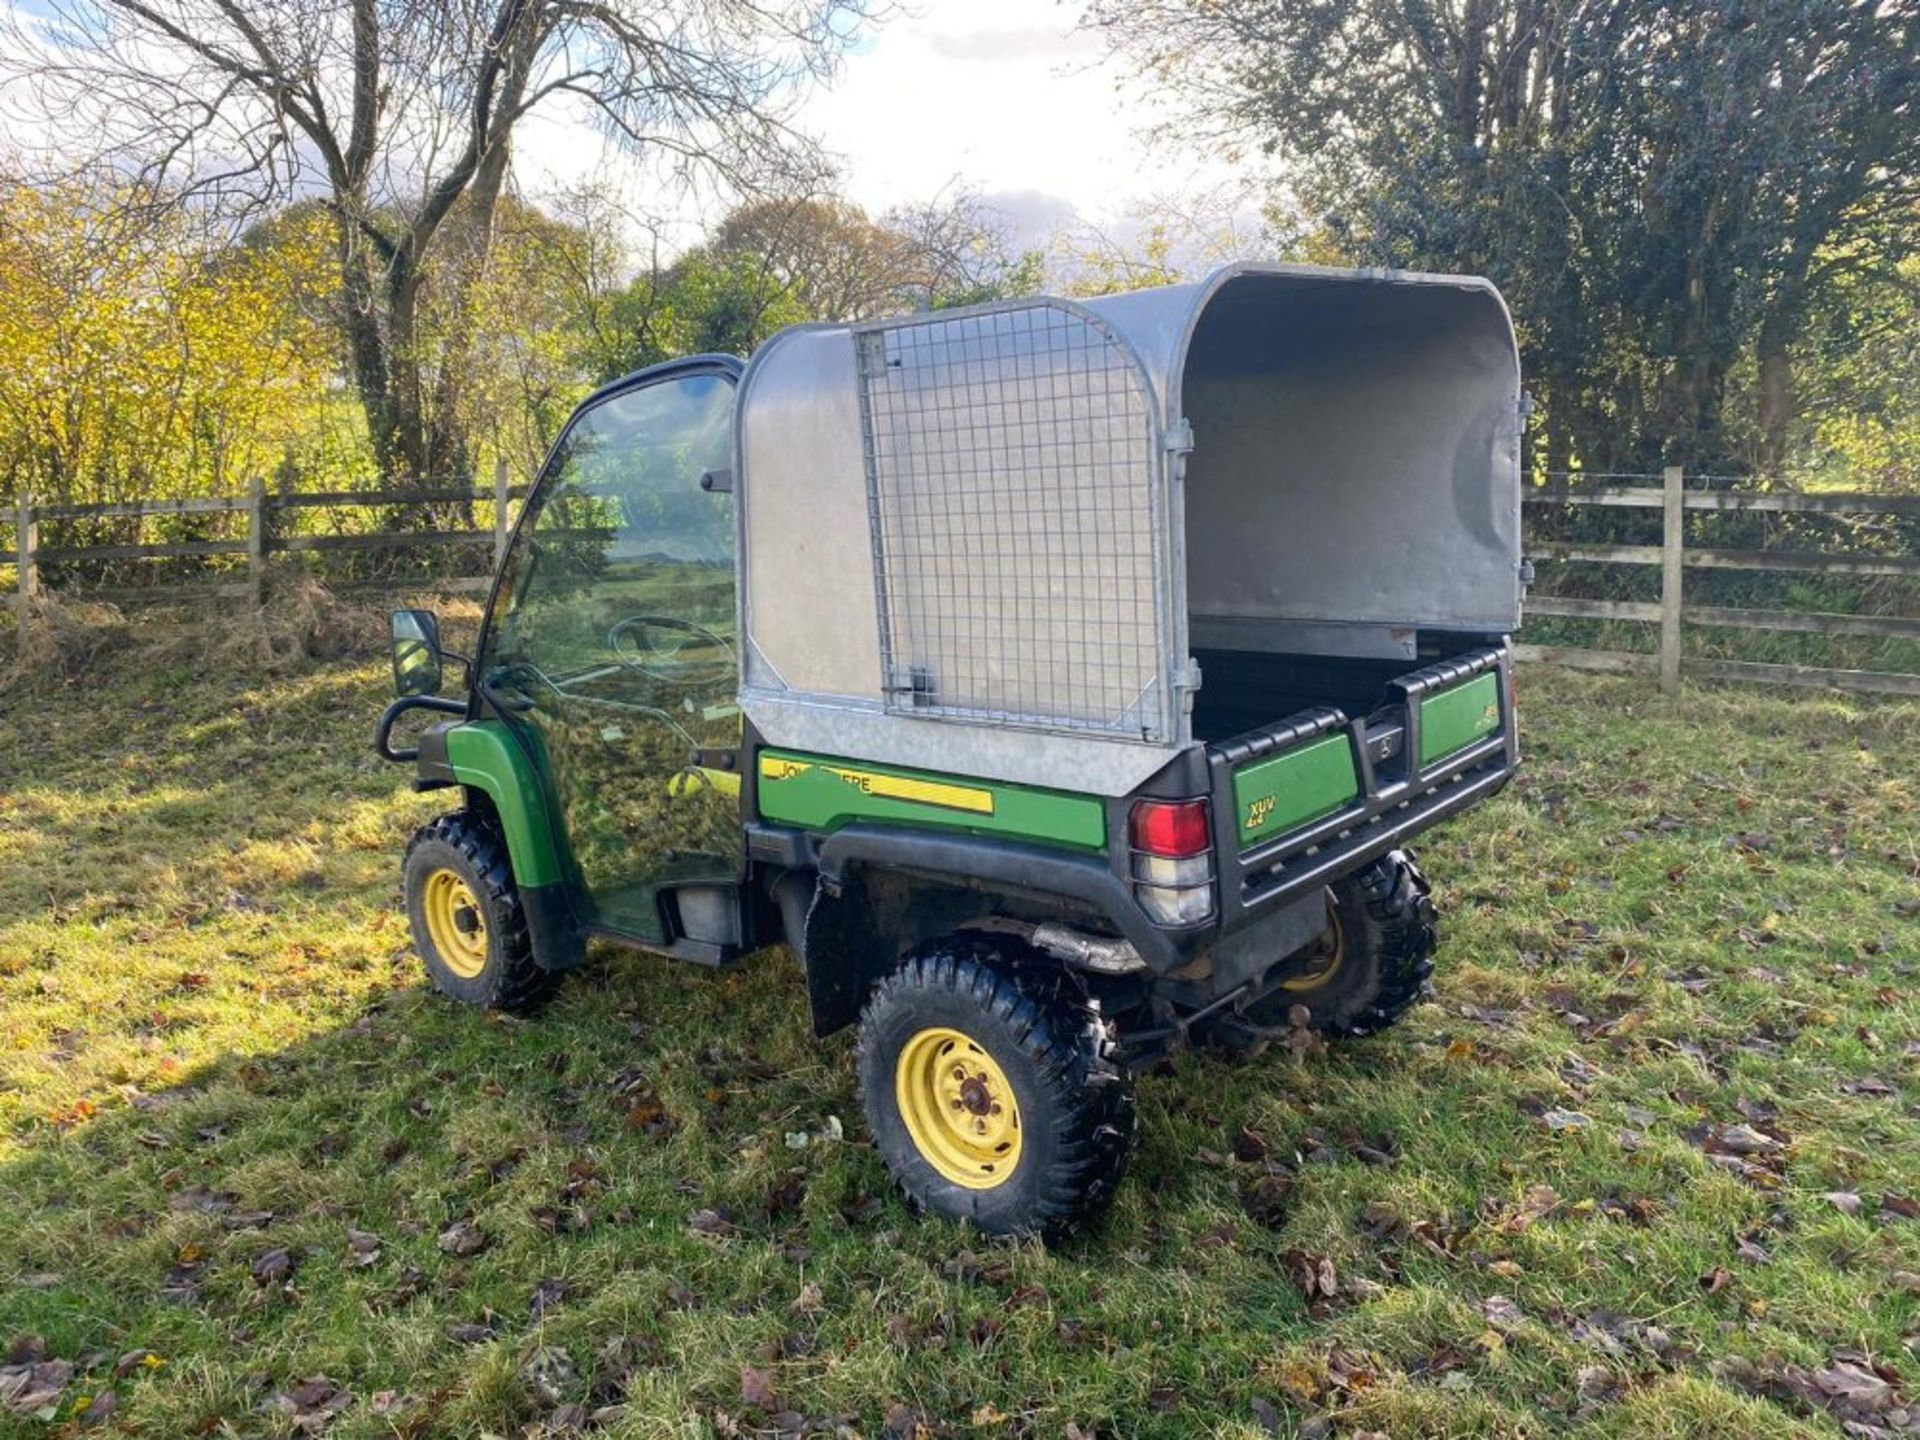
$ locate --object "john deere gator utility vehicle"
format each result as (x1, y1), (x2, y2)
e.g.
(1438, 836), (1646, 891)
(376, 262), (1526, 1239)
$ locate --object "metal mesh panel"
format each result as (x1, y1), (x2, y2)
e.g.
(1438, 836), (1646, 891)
(855, 302), (1166, 741)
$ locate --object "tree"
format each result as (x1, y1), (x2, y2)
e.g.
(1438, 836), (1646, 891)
(0, 176), (334, 509)
(697, 190), (1037, 320)
(5, 0), (873, 484)
(1084, 0), (1919, 478)
(593, 190), (1042, 379)
(1047, 185), (1277, 296)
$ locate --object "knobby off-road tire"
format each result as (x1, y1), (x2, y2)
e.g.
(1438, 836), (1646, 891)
(1245, 849), (1437, 1038)
(404, 812), (555, 1013)
(855, 938), (1135, 1242)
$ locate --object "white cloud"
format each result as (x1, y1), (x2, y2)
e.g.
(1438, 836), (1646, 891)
(511, 0), (1250, 252)
(805, 0), (1233, 230)
(3, 0), (1256, 259)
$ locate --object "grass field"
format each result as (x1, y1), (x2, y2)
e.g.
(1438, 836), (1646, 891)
(0, 618), (1916, 1438)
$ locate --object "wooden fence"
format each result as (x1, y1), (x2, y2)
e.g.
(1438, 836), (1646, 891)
(4, 463), (1918, 698)
(1520, 466), (1920, 697)
(6, 463), (525, 612)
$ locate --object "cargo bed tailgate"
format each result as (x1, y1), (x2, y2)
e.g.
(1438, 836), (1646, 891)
(1206, 645), (1516, 929)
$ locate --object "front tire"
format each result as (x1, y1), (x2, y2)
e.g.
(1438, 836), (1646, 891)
(1244, 849), (1437, 1038)
(404, 812), (554, 1012)
(854, 938), (1134, 1241)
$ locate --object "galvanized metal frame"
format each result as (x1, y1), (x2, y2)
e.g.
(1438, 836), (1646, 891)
(731, 263), (1524, 798)
(848, 297), (1174, 744)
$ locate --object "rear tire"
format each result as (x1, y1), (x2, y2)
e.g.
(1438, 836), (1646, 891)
(404, 812), (554, 1013)
(1243, 849), (1436, 1038)
(854, 937), (1134, 1242)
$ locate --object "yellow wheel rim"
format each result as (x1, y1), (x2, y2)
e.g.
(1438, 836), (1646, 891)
(894, 1026), (1022, 1190)
(1281, 896), (1345, 992)
(421, 868), (489, 980)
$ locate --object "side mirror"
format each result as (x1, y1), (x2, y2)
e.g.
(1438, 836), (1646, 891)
(390, 609), (444, 697)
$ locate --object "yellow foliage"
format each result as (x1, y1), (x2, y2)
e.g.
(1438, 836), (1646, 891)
(0, 180), (337, 506)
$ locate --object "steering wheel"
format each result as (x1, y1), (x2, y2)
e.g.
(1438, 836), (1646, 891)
(607, 614), (735, 685)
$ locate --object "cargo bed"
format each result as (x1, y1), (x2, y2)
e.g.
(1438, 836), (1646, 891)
(1200, 644), (1516, 929)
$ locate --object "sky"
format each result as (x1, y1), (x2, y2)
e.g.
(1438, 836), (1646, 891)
(513, 0), (1251, 256)
(5, 0), (1263, 262)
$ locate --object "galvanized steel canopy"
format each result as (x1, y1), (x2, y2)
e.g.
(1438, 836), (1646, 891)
(736, 262), (1524, 795)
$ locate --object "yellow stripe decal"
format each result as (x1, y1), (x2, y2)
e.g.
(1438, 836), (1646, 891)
(757, 753), (994, 816)
(823, 766), (996, 816)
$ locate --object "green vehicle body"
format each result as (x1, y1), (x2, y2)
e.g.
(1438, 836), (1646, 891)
(390, 622), (1517, 1049)
(378, 263), (1525, 1063)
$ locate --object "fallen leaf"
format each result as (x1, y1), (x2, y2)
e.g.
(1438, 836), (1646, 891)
(167, 1185), (235, 1215)
(883, 1403), (929, 1440)
(1707, 1123), (1783, 1156)
(436, 1219), (489, 1256)
(77, 1389), (116, 1426)
(1241, 1173), (1293, 1228)
(1810, 1360), (1894, 1411)
(520, 1347), (577, 1406)
(1481, 1294), (1523, 1327)
(529, 1277), (569, 1319)
(1540, 1108), (1591, 1132)
(267, 1375), (353, 1434)
(110, 1352), (159, 1380)
(688, 1208), (736, 1238)
(0, 1358), (74, 1419)
(1284, 1249), (1337, 1301)
(739, 1365), (776, 1409)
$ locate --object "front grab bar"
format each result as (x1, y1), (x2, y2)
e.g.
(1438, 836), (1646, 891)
(373, 695), (467, 763)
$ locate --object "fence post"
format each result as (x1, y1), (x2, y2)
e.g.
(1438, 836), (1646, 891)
(14, 491), (36, 625)
(1659, 464), (1684, 696)
(492, 457), (512, 569)
(246, 475), (266, 609)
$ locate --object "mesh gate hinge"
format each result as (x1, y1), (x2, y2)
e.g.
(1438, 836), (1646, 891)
(1163, 419), (1194, 456)
(1171, 658), (1203, 692)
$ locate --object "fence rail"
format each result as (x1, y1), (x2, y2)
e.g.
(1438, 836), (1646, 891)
(1520, 465), (1919, 697)
(4, 464), (1916, 698)
(5, 463), (527, 618)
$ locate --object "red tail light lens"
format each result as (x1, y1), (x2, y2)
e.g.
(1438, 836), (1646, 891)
(1130, 798), (1210, 857)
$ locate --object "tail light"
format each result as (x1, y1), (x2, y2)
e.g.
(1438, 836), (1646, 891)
(1129, 798), (1215, 926)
